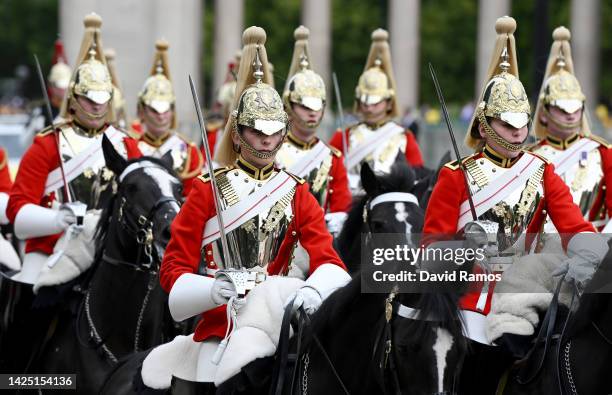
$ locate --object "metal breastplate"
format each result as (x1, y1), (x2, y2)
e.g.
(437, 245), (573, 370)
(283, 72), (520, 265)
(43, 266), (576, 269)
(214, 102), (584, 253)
(138, 134), (189, 175)
(465, 155), (545, 250)
(276, 141), (332, 207)
(56, 124), (127, 209)
(209, 168), (295, 270)
(532, 141), (603, 215)
(348, 122), (406, 175)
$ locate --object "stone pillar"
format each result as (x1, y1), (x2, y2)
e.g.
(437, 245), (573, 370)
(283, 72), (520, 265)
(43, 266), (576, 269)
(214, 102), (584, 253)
(301, 0), (331, 96)
(59, 0), (203, 139)
(389, 0), (420, 114)
(475, 0), (511, 96)
(571, 0), (600, 110)
(213, 0), (243, 98)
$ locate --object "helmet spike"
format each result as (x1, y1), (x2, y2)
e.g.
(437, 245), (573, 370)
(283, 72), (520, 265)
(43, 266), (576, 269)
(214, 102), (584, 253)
(253, 45), (264, 83)
(499, 45), (510, 72)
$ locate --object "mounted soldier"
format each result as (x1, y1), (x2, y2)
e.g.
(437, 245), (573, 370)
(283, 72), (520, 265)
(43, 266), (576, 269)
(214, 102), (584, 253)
(529, 26), (612, 233)
(329, 28), (423, 194)
(422, 16), (608, 393)
(136, 39), (203, 197)
(0, 146), (19, 272)
(6, 13), (141, 285)
(276, 25), (351, 238)
(136, 26), (349, 393)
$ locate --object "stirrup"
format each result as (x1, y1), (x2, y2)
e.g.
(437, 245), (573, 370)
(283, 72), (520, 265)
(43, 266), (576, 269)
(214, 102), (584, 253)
(169, 376), (216, 395)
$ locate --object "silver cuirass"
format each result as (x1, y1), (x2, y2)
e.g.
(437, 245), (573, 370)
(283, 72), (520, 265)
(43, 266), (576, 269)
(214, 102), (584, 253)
(208, 166), (296, 270)
(464, 153), (545, 250)
(348, 121), (406, 176)
(138, 133), (190, 176)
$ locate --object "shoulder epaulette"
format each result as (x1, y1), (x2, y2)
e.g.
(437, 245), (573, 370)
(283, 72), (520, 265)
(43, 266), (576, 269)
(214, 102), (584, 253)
(587, 134), (610, 149)
(197, 166), (232, 183)
(443, 153), (478, 170)
(283, 170), (306, 185)
(37, 121), (70, 137)
(525, 150), (551, 164)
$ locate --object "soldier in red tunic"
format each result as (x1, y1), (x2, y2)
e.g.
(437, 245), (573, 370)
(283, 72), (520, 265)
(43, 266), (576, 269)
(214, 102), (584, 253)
(329, 28), (423, 194)
(276, 25), (351, 238)
(6, 13), (141, 284)
(0, 147), (12, 222)
(135, 40), (203, 197)
(137, 27), (349, 392)
(529, 26), (612, 232)
(422, 17), (607, 392)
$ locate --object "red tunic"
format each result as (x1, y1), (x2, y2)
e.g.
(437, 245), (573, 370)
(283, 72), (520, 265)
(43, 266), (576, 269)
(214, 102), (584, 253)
(6, 126), (141, 255)
(423, 151), (595, 314)
(329, 126), (424, 167)
(0, 148), (12, 193)
(200, 127), (221, 164)
(326, 152), (352, 213)
(530, 137), (612, 223)
(159, 174), (346, 341)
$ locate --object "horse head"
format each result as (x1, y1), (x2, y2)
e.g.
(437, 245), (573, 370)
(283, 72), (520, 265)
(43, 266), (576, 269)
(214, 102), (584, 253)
(98, 134), (182, 267)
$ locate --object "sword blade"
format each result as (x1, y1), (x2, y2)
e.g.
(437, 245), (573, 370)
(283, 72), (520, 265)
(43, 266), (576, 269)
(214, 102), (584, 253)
(428, 63), (477, 221)
(188, 75), (232, 265)
(332, 72), (349, 169)
(34, 54), (72, 203)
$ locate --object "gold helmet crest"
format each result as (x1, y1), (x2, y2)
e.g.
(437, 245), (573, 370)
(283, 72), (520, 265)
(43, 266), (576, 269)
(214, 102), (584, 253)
(283, 25), (326, 128)
(355, 29), (398, 117)
(533, 26), (588, 138)
(466, 16), (530, 151)
(59, 13), (115, 123)
(215, 26), (288, 166)
(138, 39), (177, 129)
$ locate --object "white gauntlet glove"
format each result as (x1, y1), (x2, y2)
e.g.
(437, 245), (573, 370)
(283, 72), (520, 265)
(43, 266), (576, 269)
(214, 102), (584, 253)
(169, 273), (238, 322)
(14, 203), (78, 239)
(211, 276), (238, 305)
(325, 212), (348, 235)
(285, 286), (322, 315)
(553, 233), (609, 291)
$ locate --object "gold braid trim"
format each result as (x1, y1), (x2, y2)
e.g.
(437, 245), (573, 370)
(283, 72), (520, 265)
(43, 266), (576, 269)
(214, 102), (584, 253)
(464, 157), (490, 189)
(217, 172), (240, 207)
(516, 163), (545, 218)
(261, 186), (296, 235)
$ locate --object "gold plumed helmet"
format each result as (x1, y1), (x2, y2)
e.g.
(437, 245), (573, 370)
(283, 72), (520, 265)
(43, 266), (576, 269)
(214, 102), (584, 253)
(48, 39), (71, 89)
(104, 48), (128, 128)
(466, 16), (530, 151)
(283, 25), (326, 128)
(138, 39), (177, 129)
(60, 13), (115, 123)
(533, 26), (588, 138)
(355, 29), (399, 117)
(215, 26), (288, 166)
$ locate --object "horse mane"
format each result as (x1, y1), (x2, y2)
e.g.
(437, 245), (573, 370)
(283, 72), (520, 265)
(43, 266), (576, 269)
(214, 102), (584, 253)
(336, 162), (417, 261)
(93, 156), (179, 262)
(405, 292), (466, 343)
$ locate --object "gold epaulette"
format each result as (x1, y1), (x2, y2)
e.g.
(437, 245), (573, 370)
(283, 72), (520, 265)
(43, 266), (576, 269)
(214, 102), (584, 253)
(37, 121), (70, 137)
(197, 166), (232, 183)
(283, 170), (306, 185)
(587, 134), (610, 149)
(443, 153), (478, 170)
(525, 150), (551, 164)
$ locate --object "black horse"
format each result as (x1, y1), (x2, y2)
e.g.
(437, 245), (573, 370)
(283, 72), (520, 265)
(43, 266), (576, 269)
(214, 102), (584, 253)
(30, 135), (183, 394)
(499, 250), (612, 394)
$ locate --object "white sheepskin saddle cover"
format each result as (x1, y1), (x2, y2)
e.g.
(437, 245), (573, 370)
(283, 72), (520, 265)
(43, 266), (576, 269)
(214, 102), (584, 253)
(33, 211), (100, 293)
(141, 275), (304, 389)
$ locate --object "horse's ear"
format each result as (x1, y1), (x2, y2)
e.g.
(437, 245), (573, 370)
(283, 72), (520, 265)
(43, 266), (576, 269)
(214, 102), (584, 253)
(103, 134), (128, 176)
(360, 163), (379, 196)
(159, 150), (174, 170)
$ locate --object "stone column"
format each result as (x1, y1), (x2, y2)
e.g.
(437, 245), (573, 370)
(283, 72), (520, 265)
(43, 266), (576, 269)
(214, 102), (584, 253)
(60, 0), (202, 139)
(475, 0), (511, 96)
(389, 0), (420, 114)
(213, 0), (243, 98)
(571, 0), (600, 110)
(301, 0), (331, 95)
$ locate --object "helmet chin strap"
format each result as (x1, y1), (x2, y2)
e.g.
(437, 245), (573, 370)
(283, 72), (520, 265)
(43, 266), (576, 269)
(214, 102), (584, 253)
(477, 109), (525, 152)
(70, 94), (108, 122)
(236, 130), (284, 160)
(543, 106), (582, 131)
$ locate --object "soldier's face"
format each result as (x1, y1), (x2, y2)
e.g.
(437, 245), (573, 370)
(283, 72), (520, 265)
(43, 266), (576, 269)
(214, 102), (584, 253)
(74, 95), (109, 129)
(542, 105), (583, 137)
(233, 126), (284, 168)
(141, 105), (173, 136)
(48, 85), (66, 108)
(291, 103), (323, 132)
(360, 99), (390, 124)
(480, 118), (528, 158)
